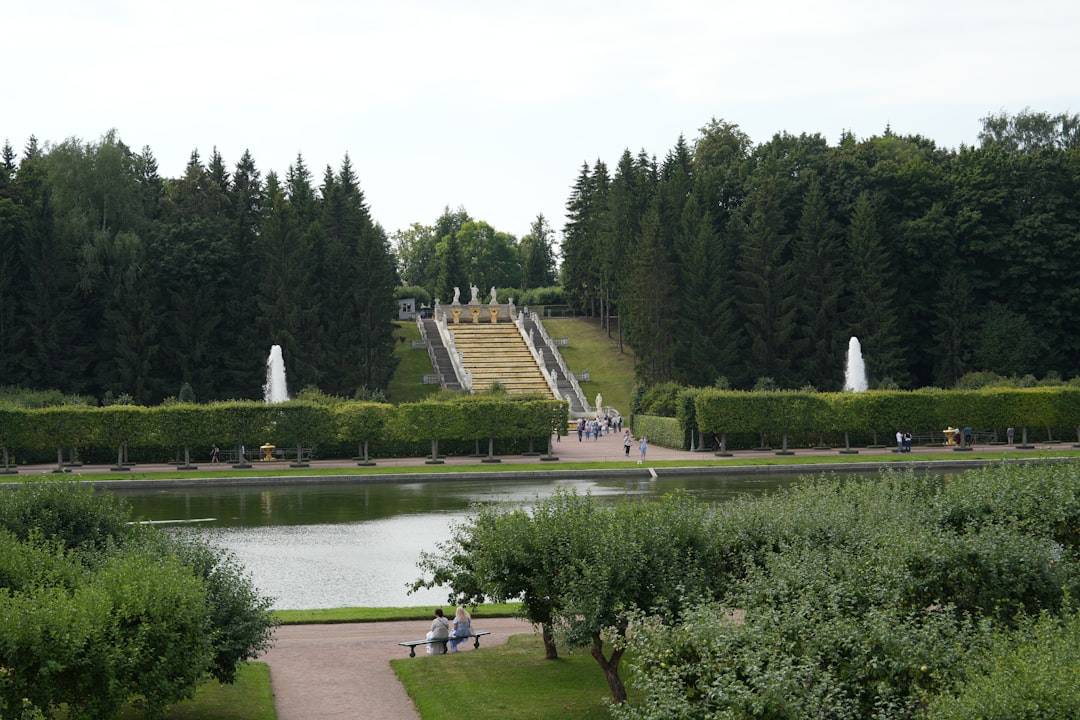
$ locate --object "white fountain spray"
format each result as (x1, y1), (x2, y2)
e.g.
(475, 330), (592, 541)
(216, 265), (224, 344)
(264, 345), (290, 403)
(843, 336), (868, 392)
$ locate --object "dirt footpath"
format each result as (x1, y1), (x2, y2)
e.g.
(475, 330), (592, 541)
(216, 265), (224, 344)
(262, 618), (534, 720)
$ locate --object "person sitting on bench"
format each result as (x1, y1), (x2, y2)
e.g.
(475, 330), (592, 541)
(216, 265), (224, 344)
(447, 606), (472, 653)
(426, 608), (450, 654)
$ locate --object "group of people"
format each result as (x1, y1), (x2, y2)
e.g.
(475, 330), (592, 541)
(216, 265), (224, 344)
(575, 414), (623, 441)
(573, 415), (647, 462)
(426, 607), (472, 655)
(895, 431), (913, 453)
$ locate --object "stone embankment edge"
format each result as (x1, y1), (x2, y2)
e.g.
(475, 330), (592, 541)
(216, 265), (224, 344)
(2, 455), (1074, 491)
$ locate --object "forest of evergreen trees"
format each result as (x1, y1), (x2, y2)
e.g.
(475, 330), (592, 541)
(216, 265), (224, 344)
(0, 132), (399, 404)
(561, 110), (1080, 391)
(2, 109), (1077, 405)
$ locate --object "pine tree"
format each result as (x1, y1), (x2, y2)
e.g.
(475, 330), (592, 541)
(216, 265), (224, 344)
(561, 161), (609, 316)
(314, 156), (397, 394)
(605, 150), (654, 350)
(434, 231), (466, 305)
(735, 175), (798, 386)
(625, 201), (677, 385)
(930, 266), (974, 386)
(0, 142), (28, 379)
(432, 207), (470, 303)
(792, 173), (844, 389)
(255, 172), (320, 390)
(519, 214), (557, 290)
(671, 192), (731, 386)
(353, 220), (399, 390)
(219, 149), (265, 398)
(846, 192), (904, 385)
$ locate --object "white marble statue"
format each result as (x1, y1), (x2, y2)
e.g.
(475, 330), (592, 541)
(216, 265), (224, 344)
(596, 393), (603, 412)
(489, 286), (497, 304)
(452, 286), (461, 304)
(469, 283), (479, 304)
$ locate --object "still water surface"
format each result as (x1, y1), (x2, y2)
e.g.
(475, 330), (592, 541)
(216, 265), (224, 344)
(112, 473), (818, 609)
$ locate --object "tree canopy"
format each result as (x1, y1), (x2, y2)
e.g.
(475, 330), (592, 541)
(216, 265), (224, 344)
(0, 135), (399, 404)
(559, 112), (1080, 390)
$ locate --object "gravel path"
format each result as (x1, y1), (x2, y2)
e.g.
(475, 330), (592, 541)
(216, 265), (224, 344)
(262, 618), (535, 720)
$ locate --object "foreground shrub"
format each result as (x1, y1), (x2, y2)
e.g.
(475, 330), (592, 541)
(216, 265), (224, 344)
(925, 607), (1080, 719)
(614, 465), (1080, 720)
(0, 482), (276, 719)
(0, 531), (212, 719)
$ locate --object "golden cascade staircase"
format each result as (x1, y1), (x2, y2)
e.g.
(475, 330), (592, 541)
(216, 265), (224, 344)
(449, 322), (555, 397)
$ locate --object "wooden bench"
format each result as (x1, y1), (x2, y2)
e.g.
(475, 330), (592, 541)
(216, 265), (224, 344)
(398, 630), (491, 657)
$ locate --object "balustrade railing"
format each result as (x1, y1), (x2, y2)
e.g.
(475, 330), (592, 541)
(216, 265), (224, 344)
(529, 316), (590, 412)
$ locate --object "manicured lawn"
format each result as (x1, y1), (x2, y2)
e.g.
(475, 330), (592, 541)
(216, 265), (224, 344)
(115, 663), (274, 720)
(275, 602), (521, 625)
(388, 320), (440, 403)
(392, 634), (617, 720)
(542, 316), (636, 416)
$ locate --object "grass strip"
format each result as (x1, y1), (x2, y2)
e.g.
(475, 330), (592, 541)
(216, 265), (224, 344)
(16, 449), (1080, 484)
(274, 602), (521, 625)
(115, 662), (274, 720)
(392, 633), (616, 720)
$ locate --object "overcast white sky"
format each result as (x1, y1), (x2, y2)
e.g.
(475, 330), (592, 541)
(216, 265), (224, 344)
(8, 0), (1078, 242)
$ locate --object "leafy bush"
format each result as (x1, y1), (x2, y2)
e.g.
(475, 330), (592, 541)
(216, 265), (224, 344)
(955, 371), (1006, 390)
(638, 381), (684, 417)
(161, 531), (277, 684)
(615, 466), (1080, 720)
(517, 285), (566, 307)
(0, 387), (95, 408)
(0, 481), (135, 553)
(395, 284), (431, 307)
(0, 530), (213, 719)
(0, 482), (276, 718)
(925, 608), (1080, 719)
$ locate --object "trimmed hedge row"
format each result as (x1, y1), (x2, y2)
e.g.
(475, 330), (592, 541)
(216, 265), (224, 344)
(0, 398), (569, 465)
(653, 387), (1080, 450)
(632, 415), (682, 449)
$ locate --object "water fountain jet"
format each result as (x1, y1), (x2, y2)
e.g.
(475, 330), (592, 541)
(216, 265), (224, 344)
(264, 345), (290, 403)
(844, 336), (868, 392)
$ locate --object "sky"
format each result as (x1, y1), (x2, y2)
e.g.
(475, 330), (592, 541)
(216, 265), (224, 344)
(8, 0), (1079, 244)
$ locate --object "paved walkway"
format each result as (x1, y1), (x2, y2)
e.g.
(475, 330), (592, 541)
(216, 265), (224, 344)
(5, 430), (1070, 479)
(262, 618), (534, 720)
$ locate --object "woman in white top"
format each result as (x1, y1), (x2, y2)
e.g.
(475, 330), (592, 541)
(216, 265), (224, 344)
(427, 608), (450, 654)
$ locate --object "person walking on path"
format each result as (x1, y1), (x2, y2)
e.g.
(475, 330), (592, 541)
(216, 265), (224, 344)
(638, 436), (648, 464)
(623, 430), (632, 457)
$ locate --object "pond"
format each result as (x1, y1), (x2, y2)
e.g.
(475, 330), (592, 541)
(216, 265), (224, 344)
(111, 471), (857, 609)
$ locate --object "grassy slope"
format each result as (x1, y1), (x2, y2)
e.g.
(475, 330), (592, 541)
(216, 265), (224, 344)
(534, 317), (637, 416)
(388, 317), (638, 415)
(388, 321), (440, 403)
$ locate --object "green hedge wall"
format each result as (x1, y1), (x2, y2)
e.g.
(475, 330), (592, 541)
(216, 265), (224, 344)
(633, 415), (683, 448)
(691, 387), (1080, 449)
(0, 398), (569, 465)
(634, 387), (1080, 450)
